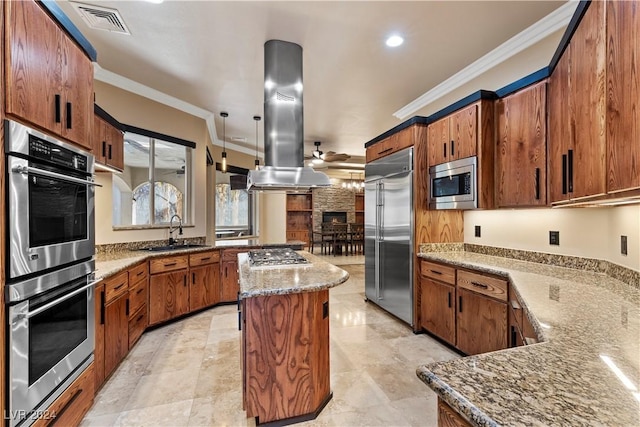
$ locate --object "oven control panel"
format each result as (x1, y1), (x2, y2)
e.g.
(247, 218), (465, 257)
(29, 135), (88, 172)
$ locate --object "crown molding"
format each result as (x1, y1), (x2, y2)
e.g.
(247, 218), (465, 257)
(93, 63), (262, 158)
(393, 0), (578, 120)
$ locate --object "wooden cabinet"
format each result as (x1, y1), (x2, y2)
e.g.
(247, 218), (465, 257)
(128, 262), (148, 348)
(495, 82), (547, 207)
(32, 364), (95, 427)
(189, 251), (220, 311)
(149, 269), (189, 326)
(94, 283), (105, 391)
(427, 104), (478, 167)
(456, 288), (507, 355)
(220, 249), (241, 303)
(355, 193), (364, 224)
(103, 271), (129, 379)
(437, 398), (472, 427)
(421, 278), (456, 346)
(606, 0), (640, 193)
(549, 0), (607, 204)
(366, 126), (416, 163)
(5, 0), (93, 150)
(286, 193), (312, 246)
(93, 112), (124, 171)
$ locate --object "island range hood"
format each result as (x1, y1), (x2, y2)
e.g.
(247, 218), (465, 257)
(247, 40), (330, 192)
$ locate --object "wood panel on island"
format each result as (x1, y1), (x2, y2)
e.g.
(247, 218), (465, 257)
(4, 0), (93, 151)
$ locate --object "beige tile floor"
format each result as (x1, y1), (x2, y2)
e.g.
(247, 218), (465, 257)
(81, 264), (460, 427)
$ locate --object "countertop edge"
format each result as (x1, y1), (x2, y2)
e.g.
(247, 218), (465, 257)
(239, 271), (350, 299)
(416, 366), (498, 427)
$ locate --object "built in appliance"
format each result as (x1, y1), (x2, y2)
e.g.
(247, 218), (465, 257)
(6, 260), (95, 427)
(5, 120), (98, 279)
(248, 248), (310, 268)
(428, 156), (477, 210)
(364, 147), (413, 325)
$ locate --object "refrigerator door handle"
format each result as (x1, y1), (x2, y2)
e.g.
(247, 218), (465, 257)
(379, 182), (384, 241)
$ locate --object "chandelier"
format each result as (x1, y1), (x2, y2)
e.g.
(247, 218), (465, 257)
(342, 173), (365, 191)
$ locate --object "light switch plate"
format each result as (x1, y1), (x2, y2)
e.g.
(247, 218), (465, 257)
(549, 231), (560, 246)
(475, 225), (481, 238)
(621, 235), (628, 255)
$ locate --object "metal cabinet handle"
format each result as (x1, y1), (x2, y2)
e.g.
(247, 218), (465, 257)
(535, 167), (540, 200)
(12, 165), (102, 187)
(447, 292), (451, 308)
(192, 273), (195, 284)
(451, 140), (455, 157)
(108, 144), (113, 160)
(55, 94), (61, 123)
(430, 269), (442, 275)
(378, 147), (393, 155)
(23, 282), (93, 319)
(458, 296), (463, 313)
(102, 141), (107, 157)
(136, 287), (144, 295)
(100, 290), (105, 325)
(562, 153), (568, 195)
(471, 281), (488, 289)
(163, 262), (177, 267)
(113, 283), (125, 291)
(443, 142), (447, 158)
(567, 149), (573, 193)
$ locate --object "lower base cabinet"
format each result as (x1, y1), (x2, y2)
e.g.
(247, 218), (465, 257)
(94, 284), (105, 390)
(32, 364), (95, 427)
(190, 263), (220, 311)
(149, 270), (189, 325)
(104, 293), (129, 378)
(456, 288), (508, 355)
(437, 398), (472, 427)
(420, 278), (456, 345)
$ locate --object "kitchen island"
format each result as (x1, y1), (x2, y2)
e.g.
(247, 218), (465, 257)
(238, 250), (349, 425)
(416, 250), (639, 427)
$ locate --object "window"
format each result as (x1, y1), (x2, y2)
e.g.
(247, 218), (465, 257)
(112, 129), (194, 227)
(215, 170), (252, 237)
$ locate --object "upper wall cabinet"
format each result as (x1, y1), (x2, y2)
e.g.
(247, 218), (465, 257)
(606, 0), (640, 193)
(93, 113), (124, 171)
(549, 0), (608, 204)
(495, 82), (547, 207)
(5, 0), (93, 151)
(366, 125), (416, 163)
(427, 104), (477, 167)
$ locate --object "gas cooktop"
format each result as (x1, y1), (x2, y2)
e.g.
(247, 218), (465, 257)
(248, 248), (310, 268)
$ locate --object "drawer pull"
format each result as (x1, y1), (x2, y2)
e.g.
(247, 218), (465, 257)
(200, 257), (211, 261)
(447, 292), (451, 308)
(136, 288), (144, 295)
(163, 262), (177, 267)
(430, 269), (442, 275)
(458, 296), (463, 313)
(378, 147), (393, 155)
(471, 281), (488, 289)
(113, 283), (125, 291)
(137, 271), (144, 277)
(137, 313), (144, 322)
(54, 94), (61, 123)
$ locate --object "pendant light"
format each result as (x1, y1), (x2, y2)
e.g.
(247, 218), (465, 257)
(253, 115), (261, 170)
(220, 112), (228, 174)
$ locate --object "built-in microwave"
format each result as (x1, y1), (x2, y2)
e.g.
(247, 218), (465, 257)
(428, 156), (477, 210)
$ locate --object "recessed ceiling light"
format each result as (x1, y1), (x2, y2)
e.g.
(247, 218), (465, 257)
(385, 35), (404, 47)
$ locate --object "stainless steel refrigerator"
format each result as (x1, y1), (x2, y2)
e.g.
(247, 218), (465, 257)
(364, 147), (413, 326)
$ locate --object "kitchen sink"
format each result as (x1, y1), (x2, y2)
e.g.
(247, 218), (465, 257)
(139, 244), (210, 252)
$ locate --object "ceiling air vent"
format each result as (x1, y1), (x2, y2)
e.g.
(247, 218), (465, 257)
(70, 2), (131, 35)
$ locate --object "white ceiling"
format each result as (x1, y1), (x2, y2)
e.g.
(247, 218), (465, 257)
(57, 0), (568, 162)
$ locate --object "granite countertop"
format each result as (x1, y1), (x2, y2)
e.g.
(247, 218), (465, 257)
(416, 251), (640, 426)
(94, 240), (305, 281)
(237, 251), (349, 299)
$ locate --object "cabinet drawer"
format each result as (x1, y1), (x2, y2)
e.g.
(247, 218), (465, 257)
(129, 280), (147, 318)
(189, 250), (220, 267)
(104, 271), (129, 304)
(129, 262), (148, 287)
(222, 248), (247, 261)
(150, 255), (188, 274)
(32, 363), (95, 427)
(457, 270), (508, 302)
(421, 261), (456, 285)
(128, 306), (147, 348)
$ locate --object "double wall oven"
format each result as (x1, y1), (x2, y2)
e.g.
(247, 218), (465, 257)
(4, 120), (98, 427)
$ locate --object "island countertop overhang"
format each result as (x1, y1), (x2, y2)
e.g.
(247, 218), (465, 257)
(237, 251), (349, 299)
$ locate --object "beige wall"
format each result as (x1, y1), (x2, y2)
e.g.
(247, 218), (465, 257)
(464, 206), (640, 272)
(258, 192), (287, 243)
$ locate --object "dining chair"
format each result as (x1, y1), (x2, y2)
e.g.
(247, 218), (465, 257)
(320, 222), (334, 255)
(332, 223), (349, 256)
(348, 223), (365, 255)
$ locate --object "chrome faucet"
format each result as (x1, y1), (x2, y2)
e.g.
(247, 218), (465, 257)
(168, 214), (183, 246)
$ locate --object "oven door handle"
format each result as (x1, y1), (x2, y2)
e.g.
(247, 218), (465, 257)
(12, 165), (102, 187)
(23, 282), (94, 320)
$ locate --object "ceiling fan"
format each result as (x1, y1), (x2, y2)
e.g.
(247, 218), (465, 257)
(305, 141), (351, 165)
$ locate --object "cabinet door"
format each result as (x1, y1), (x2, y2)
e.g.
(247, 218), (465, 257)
(456, 288), (507, 355)
(92, 115), (107, 164)
(190, 263), (220, 311)
(495, 82), (547, 207)
(548, 44), (572, 203)
(149, 270), (189, 325)
(106, 122), (124, 170)
(5, 0), (62, 135)
(94, 283), (105, 390)
(420, 278), (455, 345)
(449, 104), (477, 160)
(220, 261), (239, 303)
(427, 117), (450, 166)
(607, 0), (640, 193)
(61, 36), (93, 149)
(104, 293), (128, 378)
(569, 0), (607, 200)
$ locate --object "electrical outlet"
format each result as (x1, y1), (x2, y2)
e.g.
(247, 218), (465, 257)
(549, 231), (560, 246)
(621, 235), (628, 255)
(475, 225), (481, 238)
